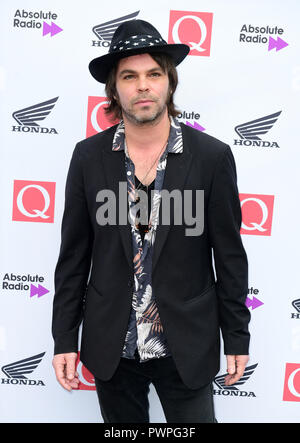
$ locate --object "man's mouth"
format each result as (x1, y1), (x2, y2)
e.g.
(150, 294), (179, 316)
(134, 99), (155, 105)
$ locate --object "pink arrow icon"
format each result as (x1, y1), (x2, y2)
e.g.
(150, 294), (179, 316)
(268, 36), (288, 52)
(186, 121), (205, 132)
(246, 296), (264, 310)
(30, 284), (49, 298)
(43, 21), (63, 37)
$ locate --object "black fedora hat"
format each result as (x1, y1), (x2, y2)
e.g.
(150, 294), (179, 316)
(89, 19), (190, 83)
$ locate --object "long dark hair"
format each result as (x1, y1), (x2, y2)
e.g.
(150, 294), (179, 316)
(104, 52), (180, 121)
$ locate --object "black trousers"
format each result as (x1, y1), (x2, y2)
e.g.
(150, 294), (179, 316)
(94, 352), (216, 423)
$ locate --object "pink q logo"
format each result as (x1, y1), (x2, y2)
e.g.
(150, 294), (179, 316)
(168, 11), (213, 56)
(239, 194), (274, 236)
(12, 180), (56, 223)
(75, 352), (96, 391)
(86, 96), (119, 137)
(283, 363), (300, 402)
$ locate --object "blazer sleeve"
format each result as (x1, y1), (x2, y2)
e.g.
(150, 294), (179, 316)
(52, 143), (94, 355)
(207, 145), (251, 355)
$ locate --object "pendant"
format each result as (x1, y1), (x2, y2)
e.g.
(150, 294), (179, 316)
(134, 191), (140, 203)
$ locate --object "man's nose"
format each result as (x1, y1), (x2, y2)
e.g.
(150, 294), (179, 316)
(137, 76), (150, 92)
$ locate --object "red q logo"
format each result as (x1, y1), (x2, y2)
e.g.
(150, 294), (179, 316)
(283, 363), (300, 402)
(86, 96), (119, 137)
(239, 194), (274, 236)
(12, 180), (56, 223)
(168, 11), (213, 56)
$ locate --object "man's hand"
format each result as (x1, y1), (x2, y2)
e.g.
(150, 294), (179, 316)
(52, 353), (79, 391)
(225, 355), (249, 386)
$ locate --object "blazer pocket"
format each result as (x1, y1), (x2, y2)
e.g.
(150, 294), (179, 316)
(184, 283), (216, 304)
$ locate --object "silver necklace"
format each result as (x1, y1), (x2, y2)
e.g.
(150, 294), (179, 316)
(126, 139), (168, 201)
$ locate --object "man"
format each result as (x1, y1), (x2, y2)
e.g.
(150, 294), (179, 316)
(52, 19), (251, 423)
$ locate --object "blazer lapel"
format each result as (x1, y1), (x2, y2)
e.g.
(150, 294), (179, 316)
(152, 145), (193, 273)
(102, 148), (134, 272)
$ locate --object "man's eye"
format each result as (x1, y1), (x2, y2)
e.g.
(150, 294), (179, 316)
(150, 72), (161, 77)
(123, 75), (135, 80)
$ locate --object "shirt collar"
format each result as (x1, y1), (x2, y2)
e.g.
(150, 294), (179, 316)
(112, 116), (183, 155)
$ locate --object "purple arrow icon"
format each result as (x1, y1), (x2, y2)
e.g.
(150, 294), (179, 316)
(268, 36), (288, 52)
(43, 21), (63, 37)
(30, 284), (49, 298)
(186, 121), (205, 132)
(246, 296), (264, 310)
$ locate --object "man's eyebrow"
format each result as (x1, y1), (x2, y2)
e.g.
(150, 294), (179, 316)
(118, 69), (136, 76)
(118, 67), (164, 76)
(147, 67), (164, 73)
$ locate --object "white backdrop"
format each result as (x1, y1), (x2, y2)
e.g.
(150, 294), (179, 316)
(1, 0), (300, 423)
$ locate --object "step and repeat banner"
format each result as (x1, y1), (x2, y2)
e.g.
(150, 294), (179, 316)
(1, 0), (299, 423)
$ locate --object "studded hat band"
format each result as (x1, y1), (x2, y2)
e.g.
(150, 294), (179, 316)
(111, 34), (166, 52)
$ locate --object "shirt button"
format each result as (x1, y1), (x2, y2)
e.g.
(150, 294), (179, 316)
(127, 171), (132, 176)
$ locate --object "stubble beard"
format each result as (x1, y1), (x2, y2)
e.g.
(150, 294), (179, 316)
(122, 101), (168, 127)
(118, 89), (171, 127)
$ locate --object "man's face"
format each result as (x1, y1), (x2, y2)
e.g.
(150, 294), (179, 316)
(115, 53), (170, 125)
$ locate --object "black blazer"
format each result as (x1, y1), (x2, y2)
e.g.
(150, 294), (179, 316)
(52, 123), (250, 389)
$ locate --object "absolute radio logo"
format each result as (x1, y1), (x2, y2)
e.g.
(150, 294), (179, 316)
(234, 111), (281, 149)
(240, 194), (275, 236)
(239, 24), (288, 52)
(91, 11), (139, 47)
(13, 9), (62, 37)
(86, 97), (119, 137)
(177, 111), (205, 132)
(12, 180), (56, 223)
(12, 97), (59, 134)
(1, 352), (46, 386)
(168, 11), (213, 57)
(214, 363), (258, 398)
(2, 272), (49, 299)
(283, 363), (300, 402)
(246, 287), (264, 311)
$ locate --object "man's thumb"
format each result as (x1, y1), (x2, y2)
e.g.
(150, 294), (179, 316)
(227, 356), (236, 374)
(66, 354), (77, 380)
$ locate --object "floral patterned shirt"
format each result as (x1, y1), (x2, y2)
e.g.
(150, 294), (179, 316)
(112, 117), (183, 362)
